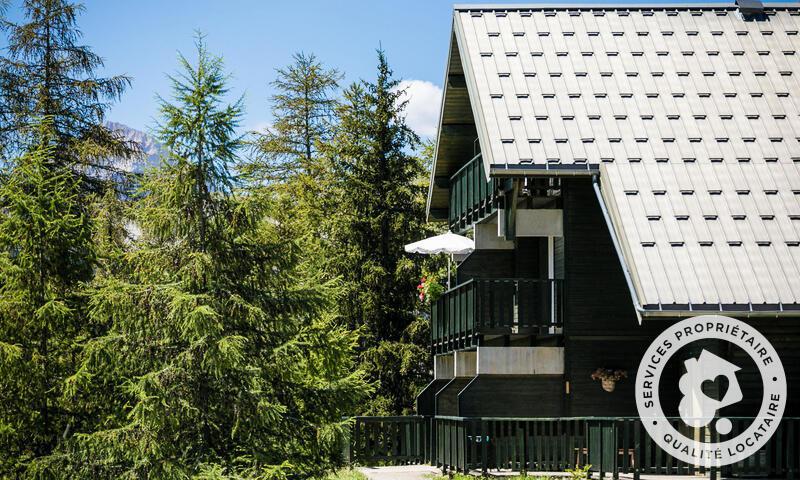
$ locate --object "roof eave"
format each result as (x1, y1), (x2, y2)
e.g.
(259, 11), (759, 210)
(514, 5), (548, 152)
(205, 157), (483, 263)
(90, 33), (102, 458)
(640, 308), (800, 319)
(426, 21), (457, 223)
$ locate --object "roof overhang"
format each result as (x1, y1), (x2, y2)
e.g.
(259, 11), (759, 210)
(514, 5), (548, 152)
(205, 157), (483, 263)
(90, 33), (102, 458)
(427, 28), (480, 222)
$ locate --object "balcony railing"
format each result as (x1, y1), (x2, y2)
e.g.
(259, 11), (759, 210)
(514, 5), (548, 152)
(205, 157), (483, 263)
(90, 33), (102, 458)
(349, 416), (800, 479)
(449, 153), (497, 233)
(431, 278), (563, 354)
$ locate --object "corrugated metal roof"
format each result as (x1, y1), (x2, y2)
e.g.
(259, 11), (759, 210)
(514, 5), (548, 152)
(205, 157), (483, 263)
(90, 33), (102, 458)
(452, 4), (800, 175)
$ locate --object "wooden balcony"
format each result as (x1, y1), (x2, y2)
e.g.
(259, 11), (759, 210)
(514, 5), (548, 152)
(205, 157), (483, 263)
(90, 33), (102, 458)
(449, 153), (498, 233)
(431, 278), (563, 354)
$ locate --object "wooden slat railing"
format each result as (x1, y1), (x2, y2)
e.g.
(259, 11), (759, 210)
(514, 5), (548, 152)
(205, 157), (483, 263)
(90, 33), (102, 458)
(449, 153), (497, 233)
(431, 278), (564, 354)
(433, 416), (800, 479)
(350, 416), (800, 477)
(349, 416), (430, 466)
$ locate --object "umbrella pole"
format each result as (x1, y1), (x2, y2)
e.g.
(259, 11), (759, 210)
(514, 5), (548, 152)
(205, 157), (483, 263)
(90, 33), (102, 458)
(447, 254), (452, 289)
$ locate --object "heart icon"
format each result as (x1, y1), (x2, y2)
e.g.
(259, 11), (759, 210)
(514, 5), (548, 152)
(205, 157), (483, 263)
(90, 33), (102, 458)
(701, 374), (730, 402)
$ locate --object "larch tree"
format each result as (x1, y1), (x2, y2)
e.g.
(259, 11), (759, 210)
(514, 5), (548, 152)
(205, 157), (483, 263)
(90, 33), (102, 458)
(0, 120), (95, 476)
(249, 54), (340, 229)
(0, 0), (135, 189)
(323, 51), (431, 414)
(249, 52), (341, 182)
(248, 52), (342, 281)
(39, 35), (369, 480)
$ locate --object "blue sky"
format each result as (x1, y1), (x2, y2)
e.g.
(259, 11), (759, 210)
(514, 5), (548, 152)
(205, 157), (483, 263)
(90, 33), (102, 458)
(5, 0), (466, 137)
(4, 0), (752, 137)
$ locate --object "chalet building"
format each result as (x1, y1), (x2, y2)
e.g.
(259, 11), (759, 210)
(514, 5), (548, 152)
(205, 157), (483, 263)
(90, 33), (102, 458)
(352, 1), (800, 476)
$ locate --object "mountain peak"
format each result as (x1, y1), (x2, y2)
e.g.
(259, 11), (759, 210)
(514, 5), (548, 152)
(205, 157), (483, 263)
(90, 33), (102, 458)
(105, 121), (165, 173)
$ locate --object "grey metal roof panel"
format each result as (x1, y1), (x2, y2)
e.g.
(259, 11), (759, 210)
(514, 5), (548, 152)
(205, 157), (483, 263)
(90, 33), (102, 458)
(453, 5), (800, 171)
(601, 161), (800, 309)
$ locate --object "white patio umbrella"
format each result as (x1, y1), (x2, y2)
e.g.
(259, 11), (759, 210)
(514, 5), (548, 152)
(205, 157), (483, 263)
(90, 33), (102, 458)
(404, 232), (474, 288)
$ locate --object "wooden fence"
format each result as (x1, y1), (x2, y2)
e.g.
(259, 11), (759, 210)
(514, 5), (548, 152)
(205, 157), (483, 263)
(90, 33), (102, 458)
(350, 416), (800, 478)
(348, 416), (430, 466)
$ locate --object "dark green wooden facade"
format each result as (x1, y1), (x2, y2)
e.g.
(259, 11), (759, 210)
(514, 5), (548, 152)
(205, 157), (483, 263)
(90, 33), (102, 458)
(352, 154), (800, 476)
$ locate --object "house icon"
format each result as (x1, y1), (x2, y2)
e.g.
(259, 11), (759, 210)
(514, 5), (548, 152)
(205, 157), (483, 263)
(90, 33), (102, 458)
(679, 350), (743, 433)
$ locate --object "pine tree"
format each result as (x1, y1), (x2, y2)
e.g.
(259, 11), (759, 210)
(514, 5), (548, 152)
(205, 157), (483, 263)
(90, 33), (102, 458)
(0, 119), (95, 476)
(40, 35), (369, 479)
(323, 51), (430, 414)
(0, 0), (134, 189)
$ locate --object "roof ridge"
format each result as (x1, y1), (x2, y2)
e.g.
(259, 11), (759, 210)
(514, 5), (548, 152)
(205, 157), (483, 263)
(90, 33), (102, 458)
(453, 2), (800, 11)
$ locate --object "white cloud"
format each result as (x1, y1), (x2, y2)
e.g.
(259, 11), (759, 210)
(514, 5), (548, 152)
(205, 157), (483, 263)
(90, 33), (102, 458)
(395, 80), (443, 139)
(249, 121), (272, 133)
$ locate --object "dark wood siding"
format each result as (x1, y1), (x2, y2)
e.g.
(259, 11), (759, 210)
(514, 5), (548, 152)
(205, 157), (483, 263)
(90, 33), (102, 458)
(561, 179), (684, 415)
(416, 379), (450, 416)
(456, 238), (546, 285)
(565, 318), (800, 417)
(566, 337), (651, 416)
(458, 375), (563, 417)
(727, 318), (800, 416)
(457, 250), (514, 284)
(436, 378), (472, 416)
(562, 178), (643, 415)
(514, 237), (546, 279)
(562, 178), (643, 336)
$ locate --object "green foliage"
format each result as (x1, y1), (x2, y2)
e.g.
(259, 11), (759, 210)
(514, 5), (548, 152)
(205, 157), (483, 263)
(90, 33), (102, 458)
(246, 51), (341, 277)
(0, 120), (95, 476)
(157, 33), (244, 200)
(249, 52), (341, 182)
(0, 0), (135, 188)
(25, 36), (370, 479)
(320, 50), (434, 414)
(319, 469), (367, 480)
(565, 464), (592, 480)
(431, 475), (552, 480)
(0, 1), (440, 474)
(418, 268), (445, 305)
(324, 50), (424, 337)
(249, 50), (436, 415)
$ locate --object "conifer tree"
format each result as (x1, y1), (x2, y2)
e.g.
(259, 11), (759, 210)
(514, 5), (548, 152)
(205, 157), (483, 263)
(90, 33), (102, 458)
(248, 52), (342, 277)
(323, 51), (430, 414)
(42, 35), (369, 479)
(0, 0), (134, 188)
(245, 53), (341, 246)
(250, 52), (341, 182)
(0, 119), (94, 476)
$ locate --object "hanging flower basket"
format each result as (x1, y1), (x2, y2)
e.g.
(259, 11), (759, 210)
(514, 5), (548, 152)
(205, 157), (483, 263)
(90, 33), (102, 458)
(601, 378), (616, 392)
(591, 368), (627, 393)
(417, 274), (444, 305)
